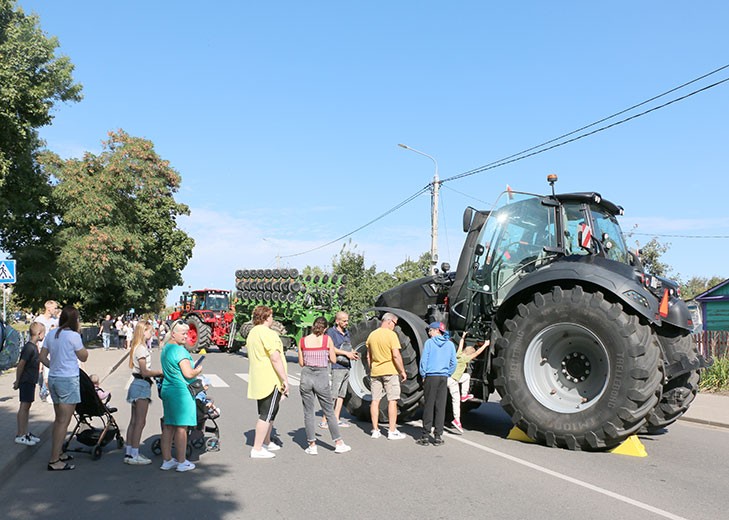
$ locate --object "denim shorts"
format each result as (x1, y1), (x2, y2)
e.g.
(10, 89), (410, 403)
(48, 376), (80, 405)
(126, 378), (152, 403)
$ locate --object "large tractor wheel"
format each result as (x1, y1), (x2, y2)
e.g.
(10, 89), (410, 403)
(186, 315), (211, 353)
(344, 316), (423, 423)
(645, 326), (701, 432)
(493, 286), (662, 450)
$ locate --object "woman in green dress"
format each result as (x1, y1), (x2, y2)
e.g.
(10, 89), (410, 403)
(159, 320), (203, 472)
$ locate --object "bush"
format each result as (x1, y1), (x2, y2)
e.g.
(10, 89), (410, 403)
(700, 356), (729, 392)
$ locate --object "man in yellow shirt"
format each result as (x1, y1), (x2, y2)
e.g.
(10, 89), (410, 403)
(366, 312), (407, 440)
(247, 305), (289, 459)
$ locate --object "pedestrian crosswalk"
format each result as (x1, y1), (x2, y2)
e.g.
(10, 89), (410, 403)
(123, 372), (302, 389)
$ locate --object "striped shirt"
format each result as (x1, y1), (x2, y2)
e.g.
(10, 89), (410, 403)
(299, 335), (330, 368)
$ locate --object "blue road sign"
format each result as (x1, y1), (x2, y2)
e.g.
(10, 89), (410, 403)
(0, 260), (16, 283)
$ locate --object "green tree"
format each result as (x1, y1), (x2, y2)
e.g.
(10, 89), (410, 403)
(0, 0), (81, 212)
(393, 252), (431, 284)
(0, 1), (81, 304)
(638, 238), (672, 277)
(680, 276), (725, 301)
(331, 241), (396, 322)
(35, 130), (194, 317)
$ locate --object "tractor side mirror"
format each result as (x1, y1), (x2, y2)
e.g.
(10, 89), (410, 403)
(463, 207), (474, 232)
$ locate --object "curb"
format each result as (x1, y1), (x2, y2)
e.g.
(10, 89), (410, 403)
(0, 349), (129, 488)
(677, 416), (729, 430)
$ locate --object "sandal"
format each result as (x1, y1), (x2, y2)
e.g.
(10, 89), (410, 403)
(47, 460), (75, 471)
(59, 453), (74, 462)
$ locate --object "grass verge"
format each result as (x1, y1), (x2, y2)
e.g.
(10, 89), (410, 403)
(700, 356), (729, 392)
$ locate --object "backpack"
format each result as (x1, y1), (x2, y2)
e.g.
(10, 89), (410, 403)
(0, 320), (23, 371)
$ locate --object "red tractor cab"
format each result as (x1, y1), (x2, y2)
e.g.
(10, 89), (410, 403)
(168, 289), (234, 352)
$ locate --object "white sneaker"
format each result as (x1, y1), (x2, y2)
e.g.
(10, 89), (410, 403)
(159, 458), (179, 470)
(334, 443), (352, 454)
(250, 448), (275, 459)
(176, 460), (196, 472)
(387, 430), (406, 440)
(263, 443), (281, 452)
(304, 445), (318, 455)
(15, 435), (37, 446)
(28, 432), (41, 443)
(127, 454), (152, 465)
(371, 429), (382, 439)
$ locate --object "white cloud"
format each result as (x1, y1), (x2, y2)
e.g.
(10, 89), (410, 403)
(168, 207), (436, 305)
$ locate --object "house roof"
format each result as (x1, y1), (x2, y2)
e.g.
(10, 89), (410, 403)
(695, 278), (729, 301)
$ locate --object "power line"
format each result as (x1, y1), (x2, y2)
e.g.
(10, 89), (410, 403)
(631, 232), (729, 239)
(441, 67), (729, 184)
(280, 187), (430, 258)
(281, 65), (729, 259)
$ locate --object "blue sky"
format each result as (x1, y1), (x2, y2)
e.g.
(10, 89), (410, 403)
(14, 1), (729, 304)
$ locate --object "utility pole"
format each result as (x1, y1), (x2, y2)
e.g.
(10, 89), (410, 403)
(398, 144), (439, 275)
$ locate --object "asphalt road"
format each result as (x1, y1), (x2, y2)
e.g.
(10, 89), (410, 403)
(2, 349), (726, 520)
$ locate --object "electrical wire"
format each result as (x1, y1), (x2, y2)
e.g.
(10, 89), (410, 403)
(441, 70), (729, 184)
(280, 186), (430, 258)
(280, 66), (729, 258)
(631, 232), (729, 239)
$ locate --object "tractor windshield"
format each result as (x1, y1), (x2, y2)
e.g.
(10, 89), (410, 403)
(204, 293), (230, 311)
(561, 202), (630, 264)
(471, 192), (556, 306)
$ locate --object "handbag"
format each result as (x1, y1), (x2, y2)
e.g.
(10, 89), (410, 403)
(188, 378), (204, 399)
(335, 341), (353, 367)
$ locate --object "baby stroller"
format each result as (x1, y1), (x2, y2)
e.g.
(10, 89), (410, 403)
(151, 376), (220, 456)
(63, 369), (124, 459)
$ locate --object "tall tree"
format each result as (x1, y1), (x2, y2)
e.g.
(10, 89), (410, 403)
(393, 252), (431, 284)
(0, 1), (81, 309)
(37, 130), (194, 317)
(0, 0), (81, 212)
(680, 276), (726, 301)
(331, 242), (395, 322)
(638, 238), (672, 277)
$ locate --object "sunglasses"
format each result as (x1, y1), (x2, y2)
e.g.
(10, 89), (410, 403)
(170, 319), (188, 334)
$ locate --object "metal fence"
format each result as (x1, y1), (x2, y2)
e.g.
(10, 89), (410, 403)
(693, 330), (729, 359)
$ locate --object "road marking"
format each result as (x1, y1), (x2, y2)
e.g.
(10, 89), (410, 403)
(202, 374), (229, 387)
(235, 373), (300, 386)
(446, 434), (688, 520)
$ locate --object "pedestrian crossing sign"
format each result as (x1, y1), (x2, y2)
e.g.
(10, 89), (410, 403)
(0, 260), (16, 283)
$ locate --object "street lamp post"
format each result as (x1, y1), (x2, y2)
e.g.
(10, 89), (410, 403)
(398, 143), (440, 275)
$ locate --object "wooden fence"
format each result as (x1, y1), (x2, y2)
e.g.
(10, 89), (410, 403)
(693, 330), (729, 359)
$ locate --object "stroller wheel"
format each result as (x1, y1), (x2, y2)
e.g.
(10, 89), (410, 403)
(151, 439), (161, 456)
(117, 435), (125, 449)
(205, 437), (220, 452)
(92, 445), (103, 460)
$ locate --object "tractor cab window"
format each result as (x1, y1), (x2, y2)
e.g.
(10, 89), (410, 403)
(472, 192), (555, 306)
(589, 206), (630, 264)
(205, 293), (230, 311)
(561, 202), (630, 264)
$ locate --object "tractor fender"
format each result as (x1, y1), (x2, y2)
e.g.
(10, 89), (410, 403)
(662, 297), (693, 332)
(367, 307), (429, 355)
(496, 256), (659, 326)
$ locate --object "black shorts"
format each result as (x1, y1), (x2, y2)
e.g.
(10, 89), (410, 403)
(257, 387), (282, 422)
(19, 382), (36, 403)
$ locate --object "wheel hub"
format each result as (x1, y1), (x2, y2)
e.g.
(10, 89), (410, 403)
(562, 352), (591, 383)
(524, 323), (610, 414)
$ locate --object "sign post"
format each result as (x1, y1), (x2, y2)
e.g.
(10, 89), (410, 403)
(0, 260), (17, 323)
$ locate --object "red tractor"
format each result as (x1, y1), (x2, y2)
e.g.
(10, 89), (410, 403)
(168, 289), (234, 353)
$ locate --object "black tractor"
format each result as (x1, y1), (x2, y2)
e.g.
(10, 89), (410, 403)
(344, 175), (709, 450)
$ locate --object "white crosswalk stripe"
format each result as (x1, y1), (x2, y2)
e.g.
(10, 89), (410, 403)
(235, 373), (300, 386)
(202, 374), (229, 387)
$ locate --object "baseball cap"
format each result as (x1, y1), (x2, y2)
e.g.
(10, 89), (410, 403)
(428, 321), (445, 332)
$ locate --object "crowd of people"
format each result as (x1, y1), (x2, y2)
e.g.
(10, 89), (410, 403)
(13, 301), (486, 473)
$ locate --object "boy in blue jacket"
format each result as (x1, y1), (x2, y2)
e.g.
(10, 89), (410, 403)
(417, 322), (457, 446)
